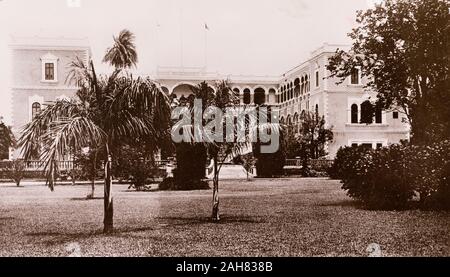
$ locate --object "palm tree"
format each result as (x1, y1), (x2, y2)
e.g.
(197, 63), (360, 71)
(176, 81), (280, 221)
(18, 30), (171, 233)
(103, 29), (138, 69)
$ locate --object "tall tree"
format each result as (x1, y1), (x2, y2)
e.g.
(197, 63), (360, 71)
(103, 30), (138, 69)
(327, 0), (450, 144)
(0, 119), (14, 160)
(19, 30), (171, 233)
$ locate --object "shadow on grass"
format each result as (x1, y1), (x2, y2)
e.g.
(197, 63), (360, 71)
(26, 230), (104, 247)
(316, 200), (361, 208)
(70, 197), (104, 201)
(0, 185), (24, 188)
(156, 215), (265, 225)
(25, 215), (264, 246)
(0, 217), (15, 221)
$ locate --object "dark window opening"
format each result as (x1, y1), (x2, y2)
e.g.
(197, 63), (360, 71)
(45, 63), (55, 80)
(360, 101), (374, 124)
(351, 104), (358, 124)
(375, 108), (382, 124)
(393, 112), (399, 119)
(362, 143), (373, 149)
(254, 89), (266, 105)
(243, 90), (251, 105)
(315, 71), (319, 87)
(351, 68), (360, 85)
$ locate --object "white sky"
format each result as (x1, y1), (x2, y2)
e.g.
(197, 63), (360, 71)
(0, 0), (375, 124)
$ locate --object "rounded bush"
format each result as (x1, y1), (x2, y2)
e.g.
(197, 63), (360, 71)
(332, 141), (450, 210)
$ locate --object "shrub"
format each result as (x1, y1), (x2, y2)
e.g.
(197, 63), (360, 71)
(333, 141), (450, 210)
(332, 145), (414, 210)
(404, 140), (450, 209)
(328, 146), (369, 180)
(73, 150), (103, 181)
(2, 160), (25, 186)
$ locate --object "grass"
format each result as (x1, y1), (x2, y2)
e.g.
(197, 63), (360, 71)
(0, 178), (448, 257)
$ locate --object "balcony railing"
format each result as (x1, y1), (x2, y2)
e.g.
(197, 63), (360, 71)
(0, 160), (173, 172)
(0, 160), (76, 171)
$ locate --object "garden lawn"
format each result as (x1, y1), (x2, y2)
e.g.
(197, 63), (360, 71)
(0, 178), (448, 257)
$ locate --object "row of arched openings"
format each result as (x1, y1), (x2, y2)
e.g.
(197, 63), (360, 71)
(278, 74), (311, 104)
(351, 101), (382, 124)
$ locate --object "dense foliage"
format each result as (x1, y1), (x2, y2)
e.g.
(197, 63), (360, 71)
(113, 145), (165, 190)
(327, 0), (450, 145)
(0, 120), (14, 160)
(0, 160), (25, 186)
(330, 141), (450, 210)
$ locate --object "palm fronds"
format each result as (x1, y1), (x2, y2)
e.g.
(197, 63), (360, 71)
(103, 29), (138, 69)
(18, 100), (86, 160)
(40, 116), (106, 191)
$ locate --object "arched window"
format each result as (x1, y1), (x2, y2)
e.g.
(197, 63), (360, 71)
(161, 86), (170, 95)
(32, 102), (41, 119)
(301, 76), (305, 95)
(254, 88), (266, 105)
(268, 88), (276, 104)
(294, 78), (300, 97)
(243, 89), (251, 104)
(300, 110), (306, 121)
(351, 104), (358, 123)
(360, 101), (374, 124)
(351, 104), (359, 124)
(233, 88), (241, 104)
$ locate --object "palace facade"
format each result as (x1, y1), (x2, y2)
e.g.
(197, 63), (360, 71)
(9, 37), (410, 159)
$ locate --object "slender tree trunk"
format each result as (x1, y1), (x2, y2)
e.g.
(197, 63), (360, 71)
(103, 153), (114, 233)
(90, 151), (97, 198)
(212, 155), (220, 222)
(90, 180), (95, 198)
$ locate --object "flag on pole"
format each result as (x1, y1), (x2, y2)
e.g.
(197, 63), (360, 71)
(204, 23), (209, 31)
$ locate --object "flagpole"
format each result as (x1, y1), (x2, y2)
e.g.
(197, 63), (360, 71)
(204, 23), (208, 70)
(155, 21), (160, 72)
(180, 8), (184, 68)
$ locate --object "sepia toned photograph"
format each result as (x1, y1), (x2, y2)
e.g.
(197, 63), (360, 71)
(0, 0), (448, 266)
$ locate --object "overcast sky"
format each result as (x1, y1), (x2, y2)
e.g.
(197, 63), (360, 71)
(0, 0), (377, 124)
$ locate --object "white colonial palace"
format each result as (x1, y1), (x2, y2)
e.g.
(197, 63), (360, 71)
(9, 37), (410, 159)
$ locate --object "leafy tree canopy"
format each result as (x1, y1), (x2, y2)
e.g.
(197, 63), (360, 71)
(327, 0), (450, 144)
